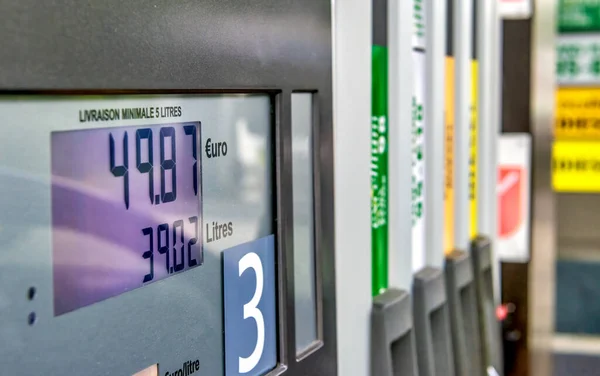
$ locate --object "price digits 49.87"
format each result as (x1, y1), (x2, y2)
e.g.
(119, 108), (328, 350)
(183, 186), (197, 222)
(109, 125), (198, 209)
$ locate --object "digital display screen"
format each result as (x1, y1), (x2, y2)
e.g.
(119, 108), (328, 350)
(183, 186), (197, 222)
(51, 122), (202, 316)
(0, 93), (276, 375)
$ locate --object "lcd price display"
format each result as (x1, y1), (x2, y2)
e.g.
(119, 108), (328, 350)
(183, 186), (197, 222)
(51, 122), (202, 316)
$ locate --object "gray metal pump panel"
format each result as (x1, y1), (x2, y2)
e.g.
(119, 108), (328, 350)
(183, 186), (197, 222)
(0, 1), (336, 376)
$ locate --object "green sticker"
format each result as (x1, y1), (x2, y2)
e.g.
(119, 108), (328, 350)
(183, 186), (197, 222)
(558, 0), (600, 33)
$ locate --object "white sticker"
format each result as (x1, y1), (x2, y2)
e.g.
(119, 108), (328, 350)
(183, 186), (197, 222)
(556, 33), (600, 86)
(497, 133), (531, 263)
(411, 50), (426, 272)
(499, 0), (532, 20)
(411, 0), (427, 272)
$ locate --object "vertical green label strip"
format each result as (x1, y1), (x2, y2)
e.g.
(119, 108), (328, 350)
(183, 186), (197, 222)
(371, 44), (388, 296)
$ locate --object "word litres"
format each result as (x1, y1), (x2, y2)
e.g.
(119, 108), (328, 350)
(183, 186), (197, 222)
(206, 221), (233, 243)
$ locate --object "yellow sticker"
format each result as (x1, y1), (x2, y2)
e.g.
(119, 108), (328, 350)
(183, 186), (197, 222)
(555, 88), (600, 140)
(446, 58), (478, 252)
(444, 56), (455, 255)
(552, 140), (600, 192)
(470, 60), (478, 240)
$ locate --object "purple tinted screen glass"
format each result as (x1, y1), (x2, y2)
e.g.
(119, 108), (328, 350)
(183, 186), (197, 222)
(51, 122), (202, 316)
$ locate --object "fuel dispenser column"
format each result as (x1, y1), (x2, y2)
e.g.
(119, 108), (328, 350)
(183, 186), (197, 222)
(471, 0), (504, 374)
(370, 0), (419, 374)
(413, 0), (454, 376)
(411, 0), (456, 375)
(444, 0), (484, 375)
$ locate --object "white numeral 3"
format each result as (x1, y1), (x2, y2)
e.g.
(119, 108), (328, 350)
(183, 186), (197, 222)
(238, 252), (265, 373)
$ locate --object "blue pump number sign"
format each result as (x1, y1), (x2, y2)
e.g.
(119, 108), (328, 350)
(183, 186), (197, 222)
(223, 235), (278, 376)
